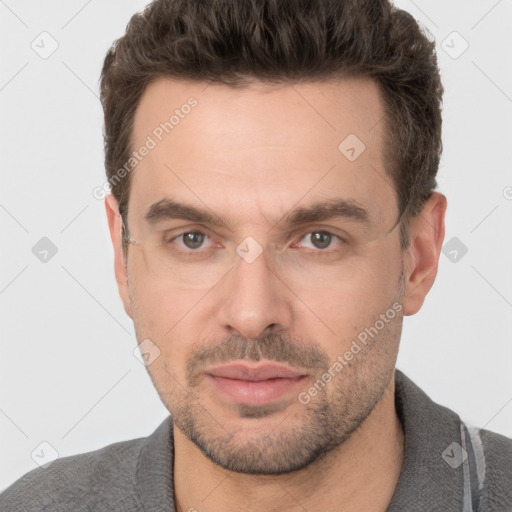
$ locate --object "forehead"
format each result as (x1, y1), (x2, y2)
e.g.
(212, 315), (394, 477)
(128, 77), (396, 230)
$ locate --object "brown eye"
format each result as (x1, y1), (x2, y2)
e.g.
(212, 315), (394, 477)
(310, 231), (332, 249)
(297, 231), (342, 251)
(181, 232), (207, 250)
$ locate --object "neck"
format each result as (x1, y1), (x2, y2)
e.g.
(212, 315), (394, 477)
(173, 374), (404, 512)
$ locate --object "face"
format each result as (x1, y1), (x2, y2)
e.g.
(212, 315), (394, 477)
(108, 77), (414, 475)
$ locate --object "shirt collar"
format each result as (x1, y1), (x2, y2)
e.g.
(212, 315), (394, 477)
(388, 368), (465, 510)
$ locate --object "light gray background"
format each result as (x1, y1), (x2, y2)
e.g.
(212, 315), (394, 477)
(1, 0), (511, 492)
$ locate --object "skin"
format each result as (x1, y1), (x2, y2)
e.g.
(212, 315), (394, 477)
(105, 77), (446, 511)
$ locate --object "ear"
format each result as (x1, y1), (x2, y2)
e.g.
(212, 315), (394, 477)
(104, 194), (133, 319)
(402, 191), (447, 316)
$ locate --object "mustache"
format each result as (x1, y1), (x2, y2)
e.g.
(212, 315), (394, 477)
(186, 332), (330, 386)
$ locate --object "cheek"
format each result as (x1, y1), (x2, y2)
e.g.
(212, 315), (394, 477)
(128, 272), (207, 366)
(128, 259), (202, 329)
(290, 247), (402, 339)
(350, 236), (403, 304)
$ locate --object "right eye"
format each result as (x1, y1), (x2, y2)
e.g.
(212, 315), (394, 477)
(171, 231), (214, 251)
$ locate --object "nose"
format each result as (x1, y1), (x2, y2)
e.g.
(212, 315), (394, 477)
(216, 243), (294, 340)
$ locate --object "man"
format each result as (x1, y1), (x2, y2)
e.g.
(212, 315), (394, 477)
(1, 0), (511, 510)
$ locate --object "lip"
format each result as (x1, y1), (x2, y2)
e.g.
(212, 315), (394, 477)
(207, 362), (307, 381)
(205, 362), (309, 406)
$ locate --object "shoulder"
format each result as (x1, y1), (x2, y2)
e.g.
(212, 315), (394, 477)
(392, 369), (512, 510)
(0, 435), (147, 512)
(474, 426), (512, 509)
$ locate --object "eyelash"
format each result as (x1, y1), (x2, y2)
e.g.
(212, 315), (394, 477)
(167, 229), (347, 258)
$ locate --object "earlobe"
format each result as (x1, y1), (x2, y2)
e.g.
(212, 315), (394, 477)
(402, 192), (447, 316)
(104, 194), (133, 319)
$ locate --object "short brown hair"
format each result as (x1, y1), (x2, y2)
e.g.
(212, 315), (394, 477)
(100, 0), (443, 251)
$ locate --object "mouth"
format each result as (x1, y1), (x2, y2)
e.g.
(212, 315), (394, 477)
(205, 361), (309, 406)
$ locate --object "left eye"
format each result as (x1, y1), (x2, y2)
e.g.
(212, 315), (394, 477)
(295, 231), (342, 250)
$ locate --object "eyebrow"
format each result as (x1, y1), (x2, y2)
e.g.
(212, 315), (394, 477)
(144, 197), (372, 230)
